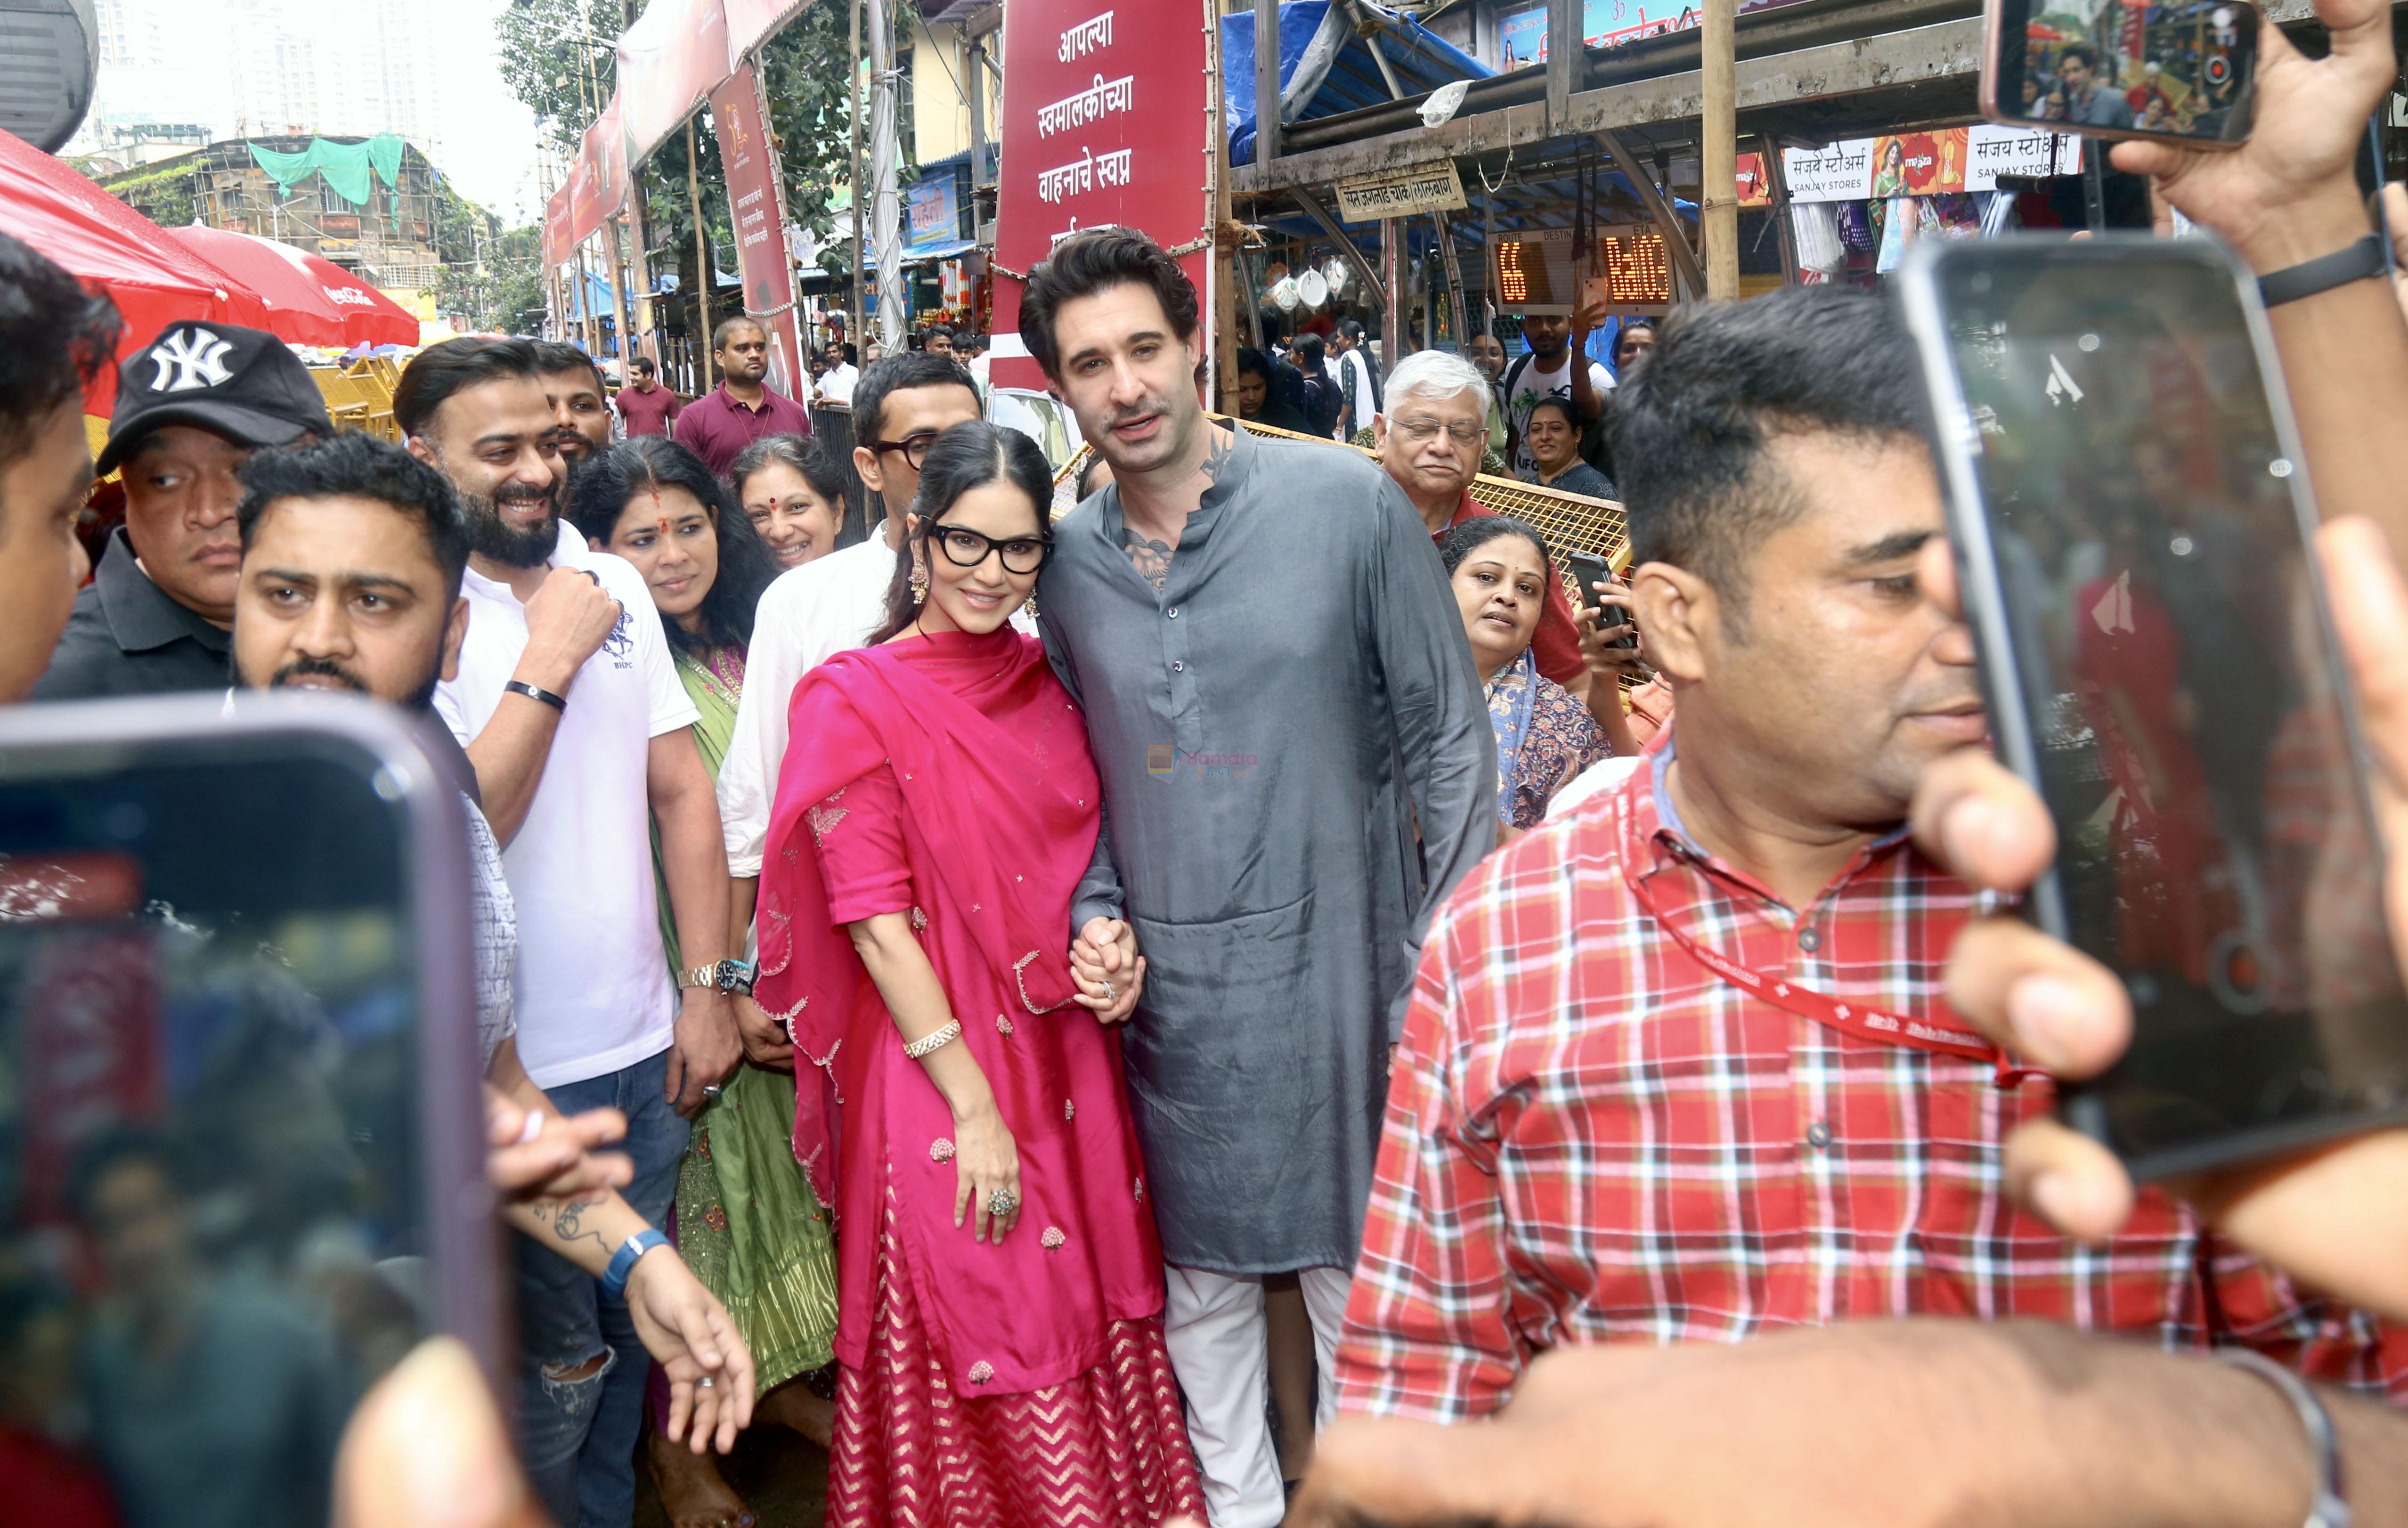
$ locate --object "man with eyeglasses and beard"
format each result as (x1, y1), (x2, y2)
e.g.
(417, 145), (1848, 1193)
(394, 337), (746, 1528)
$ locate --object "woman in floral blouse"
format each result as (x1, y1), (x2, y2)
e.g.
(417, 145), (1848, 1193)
(1438, 516), (1638, 832)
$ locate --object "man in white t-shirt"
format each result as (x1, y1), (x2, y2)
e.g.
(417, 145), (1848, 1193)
(811, 343), (859, 406)
(396, 336), (743, 1528)
(1502, 300), (1615, 479)
(719, 351), (984, 989)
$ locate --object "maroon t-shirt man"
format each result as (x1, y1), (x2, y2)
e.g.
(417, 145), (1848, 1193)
(614, 379), (682, 439)
(673, 381), (813, 478)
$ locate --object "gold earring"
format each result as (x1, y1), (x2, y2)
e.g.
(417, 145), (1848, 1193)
(910, 562), (928, 604)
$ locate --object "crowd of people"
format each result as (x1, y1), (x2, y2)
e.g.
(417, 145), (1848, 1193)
(6, 0), (2408, 1524)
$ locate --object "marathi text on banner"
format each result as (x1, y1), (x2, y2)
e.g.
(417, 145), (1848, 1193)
(1333, 160), (1468, 222)
(991, 0), (1211, 392)
(709, 63), (806, 398)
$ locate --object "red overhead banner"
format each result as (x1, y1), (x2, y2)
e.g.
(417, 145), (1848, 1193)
(568, 97), (629, 249)
(617, 0), (732, 163)
(989, 0), (1217, 392)
(710, 63), (805, 398)
(543, 183), (574, 270)
(724, 0), (808, 66)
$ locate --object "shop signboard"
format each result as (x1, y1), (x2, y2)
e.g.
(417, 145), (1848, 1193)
(1782, 127), (2077, 201)
(990, 0), (1215, 393)
(1734, 151), (1772, 206)
(1334, 159), (1467, 222)
(710, 62), (807, 397)
(906, 174), (960, 255)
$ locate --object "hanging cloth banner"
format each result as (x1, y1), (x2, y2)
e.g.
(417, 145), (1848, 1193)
(247, 133), (406, 206)
(724, 0), (810, 66)
(617, 0), (732, 163)
(569, 98), (631, 249)
(710, 62), (807, 398)
(543, 184), (575, 272)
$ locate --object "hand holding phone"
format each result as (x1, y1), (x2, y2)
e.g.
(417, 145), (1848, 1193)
(1980, 0), (2258, 150)
(1902, 234), (2408, 1179)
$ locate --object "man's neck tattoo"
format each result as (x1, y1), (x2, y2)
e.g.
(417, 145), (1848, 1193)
(1123, 529), (1172, 592)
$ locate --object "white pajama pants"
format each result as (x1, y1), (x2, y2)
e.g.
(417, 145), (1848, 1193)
(1162, 1263), (1353, 1528)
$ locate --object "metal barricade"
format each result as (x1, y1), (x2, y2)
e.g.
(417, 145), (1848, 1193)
(807, 403), (875, 547)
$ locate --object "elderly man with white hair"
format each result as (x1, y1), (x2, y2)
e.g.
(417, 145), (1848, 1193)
(1374, 349), (1590, 693)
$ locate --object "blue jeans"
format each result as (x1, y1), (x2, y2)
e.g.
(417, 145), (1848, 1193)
(514, 1047), (688, 1528)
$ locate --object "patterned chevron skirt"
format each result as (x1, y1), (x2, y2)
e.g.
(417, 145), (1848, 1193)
(826, 1184), (1206, 1528)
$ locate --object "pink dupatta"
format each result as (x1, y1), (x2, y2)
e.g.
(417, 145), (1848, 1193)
(751, 628), (1095, 1213)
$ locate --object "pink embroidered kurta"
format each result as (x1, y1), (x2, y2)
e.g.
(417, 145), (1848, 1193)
(753, 628), (1171, 1395)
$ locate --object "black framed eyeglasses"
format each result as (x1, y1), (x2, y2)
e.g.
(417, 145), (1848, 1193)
(931, 523), (1054, 575)
(869, 431), (942, 470)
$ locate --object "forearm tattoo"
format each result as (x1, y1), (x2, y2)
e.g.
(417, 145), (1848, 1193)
(1123, 530), (1173, 591)
(528, 1195), (609, 1256)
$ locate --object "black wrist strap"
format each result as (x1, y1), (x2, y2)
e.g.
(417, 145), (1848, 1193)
(2216, 1349), (2350, 1528)
(504, 679), (567, 712)
(2258, 233), (2387, 308)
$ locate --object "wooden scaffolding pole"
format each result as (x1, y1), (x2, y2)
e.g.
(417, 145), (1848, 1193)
(687, 119), (714, 390)
(1700, 0), (1739, 299)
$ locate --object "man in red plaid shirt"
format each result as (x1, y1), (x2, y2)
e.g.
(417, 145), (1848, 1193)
(1333, 287), (2408, 1424)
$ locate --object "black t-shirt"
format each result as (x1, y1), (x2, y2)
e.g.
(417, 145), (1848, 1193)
(30, 528), (233, 701)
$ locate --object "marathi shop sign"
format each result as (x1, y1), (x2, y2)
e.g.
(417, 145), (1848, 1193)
(1334, 159), (1468, 222)
(1781, 125), (2079, 202)
(990, 0), (1216, 391)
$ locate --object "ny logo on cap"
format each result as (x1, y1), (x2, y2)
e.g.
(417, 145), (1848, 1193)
(148, 327), (236, 394)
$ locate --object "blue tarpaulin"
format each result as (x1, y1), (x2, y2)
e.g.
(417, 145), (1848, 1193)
(1220, 1), (1490, 168)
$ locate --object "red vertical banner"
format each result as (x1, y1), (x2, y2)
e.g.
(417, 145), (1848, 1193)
(711, 63), (806, 399)
(543, 184), (574, 271)
(989, 0), (1216, 393)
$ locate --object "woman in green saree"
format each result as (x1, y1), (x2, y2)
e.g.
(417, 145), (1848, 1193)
(569, 435), (838, 1528)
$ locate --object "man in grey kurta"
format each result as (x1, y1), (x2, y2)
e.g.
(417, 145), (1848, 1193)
(1019, 225), (1491, 1528)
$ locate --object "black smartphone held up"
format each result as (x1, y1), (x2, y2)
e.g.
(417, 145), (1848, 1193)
(0, 694), (498, 1520)
(1900, 234), (2408, 1179)
(1980, 0), (2258, 150)
(1563, 549), (1638, 651)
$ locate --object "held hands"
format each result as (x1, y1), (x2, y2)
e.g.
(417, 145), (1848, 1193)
(624, 1244), (757, 1455)
(732, 993), (796, 1070)
(666, 989), (743, 1118)
(2109, 0), (2392, 269)
(483, 1086), (633, 1202)
(1910, 525), (2408, 1324)
(1071, 916), (1145, 1024)
(950, 1102), (1023, 1244)
(516, 567), (623, 694)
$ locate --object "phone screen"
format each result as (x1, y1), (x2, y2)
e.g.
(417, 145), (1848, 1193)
(1990, 0), (2257, 145)
(0, 714), (478, 1526)
(1920, 239), (2408, 1173)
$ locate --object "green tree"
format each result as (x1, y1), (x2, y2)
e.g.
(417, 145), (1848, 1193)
(439, 225), (548, 334)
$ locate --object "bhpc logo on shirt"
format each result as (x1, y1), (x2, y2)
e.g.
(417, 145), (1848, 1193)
(602, 610), (635, 666)
(1147, 743), (1257, 781)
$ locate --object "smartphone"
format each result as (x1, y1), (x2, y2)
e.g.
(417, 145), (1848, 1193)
(1563, 549), (1640, 654)
(1901, 235), (2408, 1178)
(0, 694), (498, 1518)
(1979, 0), (2258, 150)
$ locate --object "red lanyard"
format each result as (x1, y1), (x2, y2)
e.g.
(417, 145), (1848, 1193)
(1615, 789), (2034, 1081)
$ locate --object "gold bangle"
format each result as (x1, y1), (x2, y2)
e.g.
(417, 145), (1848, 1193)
(903, 1019), (962, 1060)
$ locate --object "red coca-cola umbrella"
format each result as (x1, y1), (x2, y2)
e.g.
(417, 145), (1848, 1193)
(0, 128), (272, 413)
(164, 224), (422, 350)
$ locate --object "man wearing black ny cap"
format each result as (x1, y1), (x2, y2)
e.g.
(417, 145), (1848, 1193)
(32, 321), (332, 700)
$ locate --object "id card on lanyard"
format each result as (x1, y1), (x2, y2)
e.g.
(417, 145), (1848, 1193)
(1613, 789), (2040, 1086)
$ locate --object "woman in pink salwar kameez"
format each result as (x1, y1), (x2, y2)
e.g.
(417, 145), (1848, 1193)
(751, 422), (1203, 1528)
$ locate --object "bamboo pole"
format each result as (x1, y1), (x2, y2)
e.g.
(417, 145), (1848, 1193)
(688, 119), (714, 390)
(1700, 0), (1739, 300)
(849, 0), (865, 357)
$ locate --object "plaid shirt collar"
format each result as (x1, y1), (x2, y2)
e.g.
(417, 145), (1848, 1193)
(1639, 727), (1919, 918)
